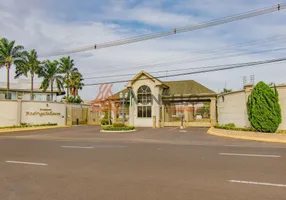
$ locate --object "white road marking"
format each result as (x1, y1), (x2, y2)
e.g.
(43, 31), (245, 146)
(6, 161), (47, 166)
(61, 146), (94, 149)
(219, 153), (280, 158)
(229, 180), (286, 187)
(223, 144), (286, 149)
(179, 130), (187, 132)
(168, 127), (178, 131)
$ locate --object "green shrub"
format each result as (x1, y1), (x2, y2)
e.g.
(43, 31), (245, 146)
(102, 125), (135, 131)
(247, 82), (282, 133)
(100, 119), (110, 125)
(115, 118), (128, 123)
(277, 130), (286, 134)
(225, 123), (236, 128)
(112, 123), (126, 127)
(214, 124), (255, 132)
(63, 95), (83, 104)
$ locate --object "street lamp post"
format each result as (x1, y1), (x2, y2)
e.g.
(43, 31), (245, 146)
(119, 92), (128, 125)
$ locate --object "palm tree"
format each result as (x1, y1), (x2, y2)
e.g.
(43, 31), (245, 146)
(0, 38), (25, 99)
(39, 60), (64, 101)
(59, 56), (78, 98)
(69, 72), (84, 99)
(15, 49), (42, 100)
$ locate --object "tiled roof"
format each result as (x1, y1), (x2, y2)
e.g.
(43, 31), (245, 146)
(107, 80), (215, 100)
(108, 88), (129, 101)
(162, 80), (215, 96)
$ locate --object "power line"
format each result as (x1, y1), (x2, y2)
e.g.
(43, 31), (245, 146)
(84, 57), (286, 86)
(83, 35), (286, 76)
(84, 47), (286, 80)
(40, 3), (285, 57)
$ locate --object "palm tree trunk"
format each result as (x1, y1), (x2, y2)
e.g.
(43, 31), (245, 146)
(30, 74), (34, 100)
(67, 73), (69, 98)
(6, 64), (10, 99)
(51, 80), (54, 102)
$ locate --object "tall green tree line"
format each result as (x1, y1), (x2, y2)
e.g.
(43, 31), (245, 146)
(0, 37), (84, 102)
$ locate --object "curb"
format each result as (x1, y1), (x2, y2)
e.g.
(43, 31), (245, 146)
(207, 128), (286, 144)
(0, 126), (70, 133)
(100, 129), (137, 133)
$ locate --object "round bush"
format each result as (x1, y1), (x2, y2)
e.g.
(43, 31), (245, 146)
(247, 81), (281, 133)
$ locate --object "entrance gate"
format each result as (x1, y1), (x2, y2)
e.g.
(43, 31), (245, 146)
(161, 101), (212, 127)
(71, 107), (88, 125)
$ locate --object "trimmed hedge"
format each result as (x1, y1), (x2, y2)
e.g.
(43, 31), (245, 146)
(102, 125), (135, 131)
(112, 123), (126, 127)
(0, 123), (58, 129)
(247, 81), (282, 133)
(100, 119), (111, 125)
(115, 118), (128, 123)
(214, 124), (255, 132)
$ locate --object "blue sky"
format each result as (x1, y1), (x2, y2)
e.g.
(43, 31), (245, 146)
(0, 0), (286, 100)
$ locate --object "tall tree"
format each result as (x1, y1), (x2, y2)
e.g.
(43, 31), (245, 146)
(0, 38), (24, 99)
(59, 56), (78, 98)
(15, 50), (42, 100)
(247, 81), (282, 133)
(68, 72), (84, 99)
(39, 60), (64, 101)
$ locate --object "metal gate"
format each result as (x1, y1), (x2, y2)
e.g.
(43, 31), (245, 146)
(71, 107), (88, 125)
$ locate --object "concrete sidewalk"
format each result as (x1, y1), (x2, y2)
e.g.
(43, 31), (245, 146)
(208, 127), (286, 144)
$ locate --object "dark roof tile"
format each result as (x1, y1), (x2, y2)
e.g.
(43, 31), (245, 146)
(162, 80), (215, 95)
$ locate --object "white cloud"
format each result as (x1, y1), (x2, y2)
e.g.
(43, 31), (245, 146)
(0, 0), (286, 100)
(96, 6), (200, 27)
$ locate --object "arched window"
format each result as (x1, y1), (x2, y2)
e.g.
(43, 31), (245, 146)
(137, 85), (152, 118)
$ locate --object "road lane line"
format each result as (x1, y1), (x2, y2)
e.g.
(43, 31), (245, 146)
(61, 146), (94, 149)
(6, 161), (47, 166)
(219, 153), (280, 158)
(229, 180), (286, 187)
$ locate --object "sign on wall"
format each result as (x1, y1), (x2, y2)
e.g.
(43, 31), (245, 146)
(26, 108), (61, 117)
(21, 102), (66, 126)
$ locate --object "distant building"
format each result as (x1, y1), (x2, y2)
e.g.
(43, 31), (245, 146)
(0, 79), (64, 101)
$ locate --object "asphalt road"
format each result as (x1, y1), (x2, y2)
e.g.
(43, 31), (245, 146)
(0, 126), (285, 200)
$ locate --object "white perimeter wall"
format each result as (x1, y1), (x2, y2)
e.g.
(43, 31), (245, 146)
(217, 85), (286, 130)
(217, 91), (250, 128)
(276, 86), (286, 130)
(0, 100), (18, 126)
(21, 101), (66, 126)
